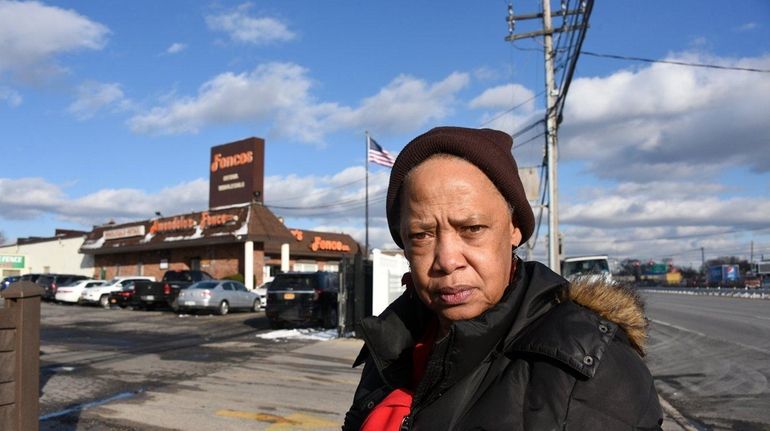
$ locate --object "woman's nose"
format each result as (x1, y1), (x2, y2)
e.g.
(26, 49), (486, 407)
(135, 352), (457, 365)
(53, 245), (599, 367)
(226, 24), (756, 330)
(432, 234), (466, 275)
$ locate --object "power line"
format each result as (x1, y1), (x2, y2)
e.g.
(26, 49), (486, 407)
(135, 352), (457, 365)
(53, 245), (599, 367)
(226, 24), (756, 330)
(581, 51), (770, 73)
(478, 90), (545, 128)
(513, 131), (545, 150)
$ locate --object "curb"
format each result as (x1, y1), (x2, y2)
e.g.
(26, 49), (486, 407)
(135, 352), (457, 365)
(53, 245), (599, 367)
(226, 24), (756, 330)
(659, 396), (699, 431)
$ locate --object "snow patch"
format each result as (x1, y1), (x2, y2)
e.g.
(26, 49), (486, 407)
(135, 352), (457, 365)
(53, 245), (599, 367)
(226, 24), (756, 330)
(257, 328), (338, 341)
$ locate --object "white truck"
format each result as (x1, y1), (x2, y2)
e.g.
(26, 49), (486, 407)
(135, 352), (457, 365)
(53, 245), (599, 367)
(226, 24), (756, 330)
(561, 255), (612, 283)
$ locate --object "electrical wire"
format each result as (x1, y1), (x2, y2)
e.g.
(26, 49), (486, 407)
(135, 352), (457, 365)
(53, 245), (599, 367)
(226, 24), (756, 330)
(580, 51), (770, 73)
(478, 90), (545, 128)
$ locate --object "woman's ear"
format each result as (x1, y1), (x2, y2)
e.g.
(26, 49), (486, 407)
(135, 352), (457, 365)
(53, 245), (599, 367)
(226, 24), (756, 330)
(510, 223), (522, 248)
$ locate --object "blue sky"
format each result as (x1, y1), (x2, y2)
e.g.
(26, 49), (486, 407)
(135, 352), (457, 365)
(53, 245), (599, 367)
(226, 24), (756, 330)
(1, 0), (769, 269)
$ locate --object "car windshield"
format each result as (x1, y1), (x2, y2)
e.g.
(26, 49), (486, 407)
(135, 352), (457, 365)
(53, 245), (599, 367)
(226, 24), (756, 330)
(562, 259), (610, 278)
(192, 281), (219, 289)
(164, 272), (192, 282)
(270, 275), (317, 291)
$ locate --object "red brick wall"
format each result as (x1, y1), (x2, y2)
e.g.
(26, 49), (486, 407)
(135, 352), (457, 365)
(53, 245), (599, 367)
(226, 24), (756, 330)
(92, 242), (267, 282)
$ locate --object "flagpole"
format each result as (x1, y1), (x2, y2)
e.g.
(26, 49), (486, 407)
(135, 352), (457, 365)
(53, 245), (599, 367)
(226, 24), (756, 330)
(365, 131), (370, 257)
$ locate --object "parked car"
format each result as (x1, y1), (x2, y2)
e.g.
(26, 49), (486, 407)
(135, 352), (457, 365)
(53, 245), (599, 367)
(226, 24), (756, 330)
(19, 273), (43, 283)
(265, 271), (339, 329)
(134, 270), (214, 310)
(37, 274), (88, 301)
(108, 279), (153, 309)
(1, 275), (20, 291)
(54, 279), (108, 303)
(80, 276), (156, 308)
(176, 280), (260, 315)
(255, 281), (271, 309)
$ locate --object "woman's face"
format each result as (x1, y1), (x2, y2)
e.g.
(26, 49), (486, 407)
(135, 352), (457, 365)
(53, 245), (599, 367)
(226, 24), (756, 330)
(399, 156), (522, 329)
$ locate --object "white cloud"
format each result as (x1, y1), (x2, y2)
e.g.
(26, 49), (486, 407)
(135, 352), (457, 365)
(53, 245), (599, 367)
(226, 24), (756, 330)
(67, 81), (128, 120)
(0, 1), (109, 82)
(469, 83), (535, 111)
(562, 195), (770, 229)
(561, 53), (770, 181)
(206, 4), (295, 45)
(166, 42), (187, 54)
(128, 62), (469, 142)
(0, 167), (397, 249)
(0, 86), (22, 107)
(736, 22), (758, 32)
(0, 177), (208, 226)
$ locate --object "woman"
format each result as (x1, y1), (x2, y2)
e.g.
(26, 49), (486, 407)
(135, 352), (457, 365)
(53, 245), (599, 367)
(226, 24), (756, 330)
(343, 127), (663, 430)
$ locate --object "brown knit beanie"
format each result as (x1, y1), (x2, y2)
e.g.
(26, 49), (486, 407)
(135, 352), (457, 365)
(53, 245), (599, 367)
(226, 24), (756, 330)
(386, 126), (535, 249)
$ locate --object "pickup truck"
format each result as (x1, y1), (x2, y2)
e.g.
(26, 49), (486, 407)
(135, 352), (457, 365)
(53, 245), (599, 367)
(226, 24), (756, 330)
(133, 270), (214, 310)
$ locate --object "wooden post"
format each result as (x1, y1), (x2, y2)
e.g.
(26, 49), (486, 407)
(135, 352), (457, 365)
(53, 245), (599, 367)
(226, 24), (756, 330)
(0, 281), (43, 431)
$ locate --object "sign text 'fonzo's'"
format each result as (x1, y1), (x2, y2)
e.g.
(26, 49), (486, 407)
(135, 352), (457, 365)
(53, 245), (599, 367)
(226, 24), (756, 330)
(209, 137), (265, 208)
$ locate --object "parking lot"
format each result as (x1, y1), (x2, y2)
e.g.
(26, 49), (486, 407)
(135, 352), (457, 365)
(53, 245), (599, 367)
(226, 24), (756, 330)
(37, 300), (361, 430)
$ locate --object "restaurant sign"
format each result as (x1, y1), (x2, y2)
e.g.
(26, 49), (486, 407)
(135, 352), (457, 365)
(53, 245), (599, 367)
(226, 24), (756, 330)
(0, 255), (25, 269)
(149, 211), (239, 234)
(209, 137), (265, 208)
(310, 236), (351, 252)
(104, 225), (146, 241)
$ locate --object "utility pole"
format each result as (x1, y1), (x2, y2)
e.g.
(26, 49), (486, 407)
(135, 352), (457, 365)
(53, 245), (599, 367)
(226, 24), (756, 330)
(505, 1), (590, 273)
(701, 247), (705, 273)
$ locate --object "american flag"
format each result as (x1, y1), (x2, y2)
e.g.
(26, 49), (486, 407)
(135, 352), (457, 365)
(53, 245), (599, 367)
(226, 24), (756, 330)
(368, 137), (396, 168)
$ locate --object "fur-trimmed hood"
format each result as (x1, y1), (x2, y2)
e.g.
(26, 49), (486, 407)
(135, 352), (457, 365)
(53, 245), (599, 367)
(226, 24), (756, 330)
(560, 276), (649, 355)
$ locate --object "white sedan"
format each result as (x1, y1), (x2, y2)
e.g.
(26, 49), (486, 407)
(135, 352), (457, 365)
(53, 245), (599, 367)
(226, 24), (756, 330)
(55, 279), (108, 303)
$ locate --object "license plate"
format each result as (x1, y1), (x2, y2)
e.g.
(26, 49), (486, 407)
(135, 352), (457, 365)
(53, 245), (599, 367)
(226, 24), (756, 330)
(110, 298), (117, 303)
(184, 301), (196, 306)
(142, 295), (155, 300)
(283, 293), (295, 300)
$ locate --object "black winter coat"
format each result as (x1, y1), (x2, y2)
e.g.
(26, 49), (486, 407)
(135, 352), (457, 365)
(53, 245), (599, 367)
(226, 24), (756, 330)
(343, 261), (663, 430)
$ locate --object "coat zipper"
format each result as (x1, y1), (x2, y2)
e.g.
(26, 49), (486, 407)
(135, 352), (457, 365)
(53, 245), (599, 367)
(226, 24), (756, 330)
(400, 413), (414, 431)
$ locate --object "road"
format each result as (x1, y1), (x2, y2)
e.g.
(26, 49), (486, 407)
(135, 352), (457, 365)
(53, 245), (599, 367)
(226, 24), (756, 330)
(38, 302), (348, 430)
(642, 291), (770, 431)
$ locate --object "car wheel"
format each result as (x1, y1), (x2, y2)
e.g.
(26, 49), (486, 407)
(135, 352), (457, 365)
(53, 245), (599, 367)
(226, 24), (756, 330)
(217, 300), (229, 316)
(251, 299), (260, 312)
(323, 306), (339, 329)
(99, 295), (110, 309)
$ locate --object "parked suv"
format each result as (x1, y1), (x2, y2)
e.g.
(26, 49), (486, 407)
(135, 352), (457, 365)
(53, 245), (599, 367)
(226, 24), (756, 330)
(80, 276), (156, 308)
(265, 271), (339, 329)
(37, 274), (88, 301)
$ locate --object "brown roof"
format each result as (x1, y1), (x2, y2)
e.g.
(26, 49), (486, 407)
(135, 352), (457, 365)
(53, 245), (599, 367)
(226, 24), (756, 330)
(80, 203), (294, 255)
(15, 229), (88, 246)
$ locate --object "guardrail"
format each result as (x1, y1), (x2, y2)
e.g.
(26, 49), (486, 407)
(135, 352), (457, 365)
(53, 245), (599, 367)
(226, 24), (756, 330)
(0, 281), (42, 431)
(638, 286), (770, 299)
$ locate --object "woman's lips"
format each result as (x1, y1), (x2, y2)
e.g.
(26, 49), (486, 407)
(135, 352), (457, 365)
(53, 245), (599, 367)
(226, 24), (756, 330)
(437, 287), (473, 305)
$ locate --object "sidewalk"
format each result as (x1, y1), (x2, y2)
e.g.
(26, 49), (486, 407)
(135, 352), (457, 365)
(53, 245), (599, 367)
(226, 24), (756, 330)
(63, 336), (695, 430)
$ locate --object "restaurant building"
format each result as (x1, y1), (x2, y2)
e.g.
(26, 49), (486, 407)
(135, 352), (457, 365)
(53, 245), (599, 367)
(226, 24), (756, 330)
(79, 137), (361, 289)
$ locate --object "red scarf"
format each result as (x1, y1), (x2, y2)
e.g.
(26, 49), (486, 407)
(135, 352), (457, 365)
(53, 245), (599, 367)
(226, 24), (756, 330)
(360, 318), (437, 431)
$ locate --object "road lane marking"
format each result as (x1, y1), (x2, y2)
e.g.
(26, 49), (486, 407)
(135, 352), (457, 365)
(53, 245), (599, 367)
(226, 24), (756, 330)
(40, 388), (144, 421)
(216, 409), (339, 429)
(650, 318), (770, 355)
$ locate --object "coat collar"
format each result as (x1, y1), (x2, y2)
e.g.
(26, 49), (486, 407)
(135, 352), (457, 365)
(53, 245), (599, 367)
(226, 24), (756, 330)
(357, 260), (568, 387)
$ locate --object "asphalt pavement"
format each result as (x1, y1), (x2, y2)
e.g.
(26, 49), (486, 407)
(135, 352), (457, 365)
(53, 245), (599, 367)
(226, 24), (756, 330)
(40, 335), (697, 430)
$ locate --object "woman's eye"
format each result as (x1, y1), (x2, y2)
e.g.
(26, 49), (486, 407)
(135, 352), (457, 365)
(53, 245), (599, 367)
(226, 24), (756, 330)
(410, 232), (429, 240)
(464, 225), (485, 234)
